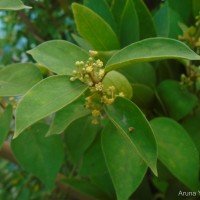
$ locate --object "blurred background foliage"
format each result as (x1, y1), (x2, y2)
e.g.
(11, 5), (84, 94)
(0, 0), (166, 66)
(0, 0), (82, 65)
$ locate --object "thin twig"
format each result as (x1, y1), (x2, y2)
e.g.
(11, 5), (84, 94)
(17, 11), (45, 43)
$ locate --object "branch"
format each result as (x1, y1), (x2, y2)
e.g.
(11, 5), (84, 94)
(0, 142), (92, 200)
(17, 11), (45, 43)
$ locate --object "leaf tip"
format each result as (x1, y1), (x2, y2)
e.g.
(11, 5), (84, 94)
(13, 132), (19, 139)
(26, 50), (32, 55)
(152, 167), (158, 177)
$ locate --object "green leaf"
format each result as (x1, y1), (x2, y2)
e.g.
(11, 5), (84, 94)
(11, 123), (64, 189)
(0, 63), (42, 96)
(27, 40), (89, 75)
(153, 2), (169, 37)
(15, 75), (87, 138)
(0, 105), (12, 148)
(71, 34), (93, 51)
(64, 116), (98, 164)
(0, 0), (31, 10)
(83, 0), (117, 33)
(193, 0), (200, 17)
(131, 83), (155, 109)
(105, 38), (200, 72)
(102, 122), (147, 200)
(157, 80), (198, 120)
(47, 98), (89, 136)
(63, 178), (111, 200)
(150, 117), (200, 191)
(72, 3), (120, 51)
(134, 0), (156, 39)
(110, 0), (125, 23)
(182, 112), (200, 153)
(104, 97), (157, 175)
(168, 0), (192, 23)
(79, 134), (108, 176)
(153, 2), (182, 38)
(119, 0), (139, 47)
(90, 173), (116, 199)
(117, 63), (156, 86)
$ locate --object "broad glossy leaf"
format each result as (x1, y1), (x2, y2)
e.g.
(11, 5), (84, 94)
(150, 117), (200, 191)
(104, 97), (157, 175)
(131, 83), (155, 109)
(83, 0), (117, 33)
(64, 116), (98, 164)
(153, 2), (169, 37)
(182, 112), (200, 153)
(91, 173), (116, 199)
(71, 34), (93, 51)
(0, 105), (12, 148)
(153, 2), (182, 38)
(102, 122), (147, 200)
(11, 123), (64, 189)
(0, 0), (31, 10)
(134, 0), (156, 39)
(157, 80), (198, 120)
(79, 134), (108, 176)
(168, 0), (192, 23)
(72, 3), (120, 51)
(110, 0), (126, 25)
(117, 63), (156, 86)
(15, 75), (87, 138)
(105, 38), (200, 72)
(0, 63), (42, 96)
(27, 40), (89, 75)
(63, 178), (111, 200)
(164, 8), (182, 39)
(47, 98), (89, 136)
(193, 0), (200, 17)
(119, 0), (139, 47)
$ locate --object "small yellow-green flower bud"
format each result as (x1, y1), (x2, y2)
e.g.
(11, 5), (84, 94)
(108, 86), (115, 91)
(95, 83), (103, 91)
(107, 98), (114, 105)
(92, 109), (101, 117)
(96, 59), (103, 68)
(70, 77), (76, 81)
(118, 92), (125, 97)
(75, 61), (80, 66)
(86, 66), (93, 73)
(98, 69), (105, 78)
(88, 82), (93, 86)
(92, 118), (99, 125)
(89, 50), (98, 57)
(89, 57), (93, 62)
(9, 97), (14, 101)
(80, 61), (84, 65)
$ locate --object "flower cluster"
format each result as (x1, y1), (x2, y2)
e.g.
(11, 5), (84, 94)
(70, 50), (105, 86)
(180, 65), (200, 92)
(70, 50), (124, 124)
(179, 15), (200, 53)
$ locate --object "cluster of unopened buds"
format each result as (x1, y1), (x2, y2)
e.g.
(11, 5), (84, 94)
(70, 50), (104, 85)
(180, 65), (200, 93)
(179, 15), (200, 52)
(70, 50), (124, 124)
